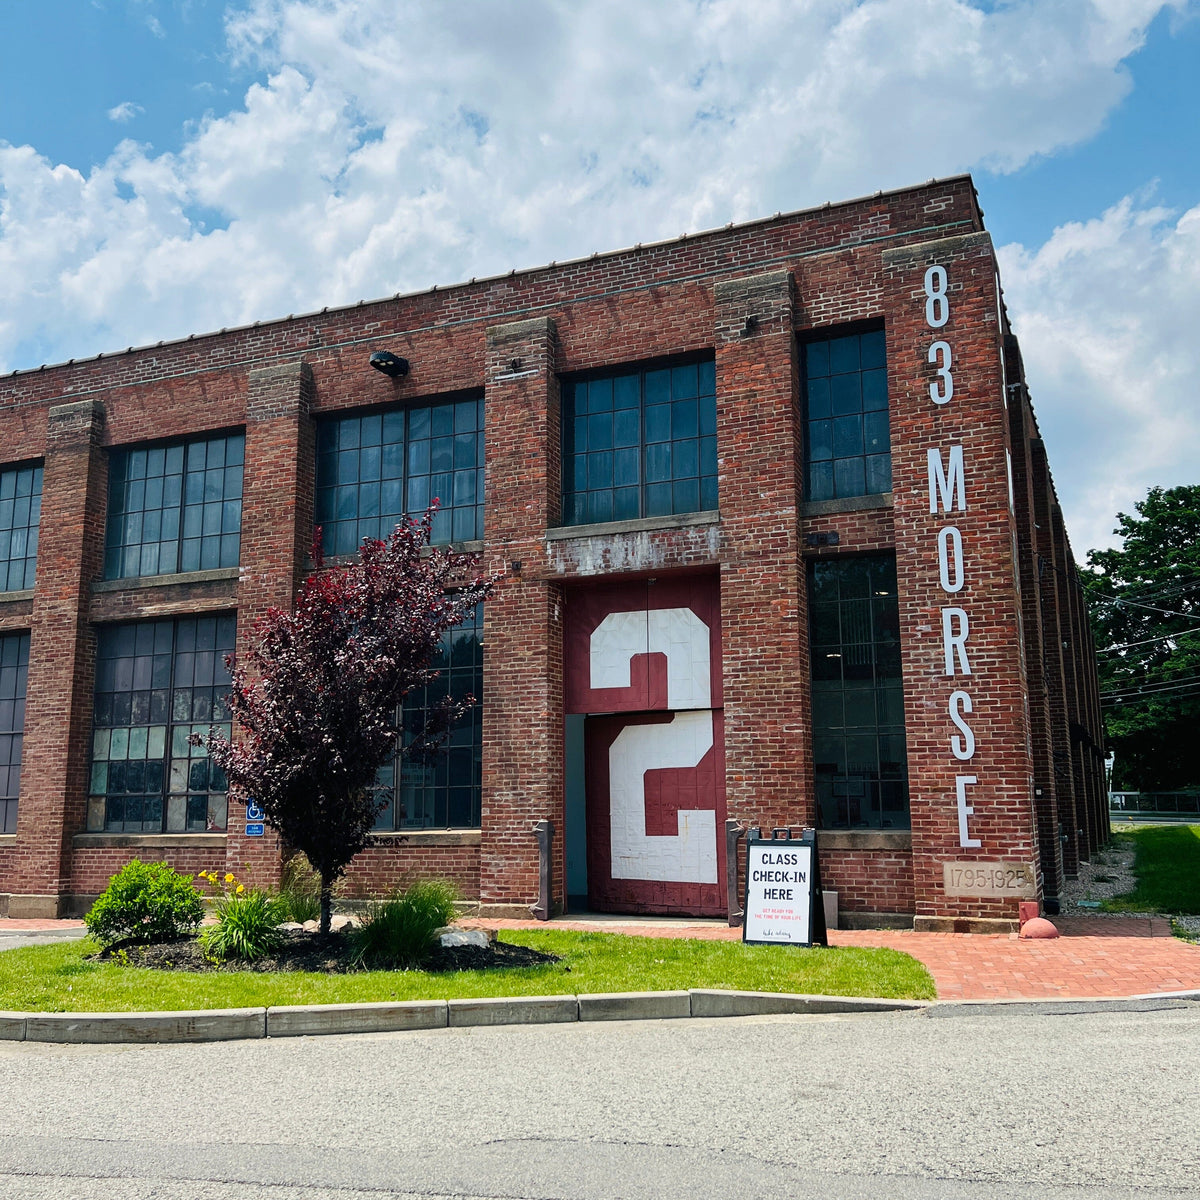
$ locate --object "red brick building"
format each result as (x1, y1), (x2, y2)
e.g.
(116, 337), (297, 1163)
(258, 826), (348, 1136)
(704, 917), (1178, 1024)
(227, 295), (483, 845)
(0, 174), (1105, 931)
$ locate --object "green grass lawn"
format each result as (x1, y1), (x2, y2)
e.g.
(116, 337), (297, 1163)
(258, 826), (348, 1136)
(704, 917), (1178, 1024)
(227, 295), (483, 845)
(1103, 825), (1200, 914)
(0, 929), (934, 1013)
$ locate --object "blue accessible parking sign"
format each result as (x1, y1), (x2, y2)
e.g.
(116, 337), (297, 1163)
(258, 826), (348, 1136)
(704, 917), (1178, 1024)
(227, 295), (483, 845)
(245, 823), (265, 837)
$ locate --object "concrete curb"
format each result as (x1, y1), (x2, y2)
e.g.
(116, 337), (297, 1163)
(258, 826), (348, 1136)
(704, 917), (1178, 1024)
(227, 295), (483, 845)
(447, 995), (578, 1026)
(267, 1000), (447, 1038)
(689, 989), (928, 1018)
(579, 990), (692, 1022)
(5, 987), (1198, 1043)
(24, 1008), (266, 1044)
(923, 995), (1200, 1018)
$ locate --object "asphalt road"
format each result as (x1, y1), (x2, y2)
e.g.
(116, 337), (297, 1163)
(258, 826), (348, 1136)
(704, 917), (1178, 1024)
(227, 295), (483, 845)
(1, 1005), (1197, 1200)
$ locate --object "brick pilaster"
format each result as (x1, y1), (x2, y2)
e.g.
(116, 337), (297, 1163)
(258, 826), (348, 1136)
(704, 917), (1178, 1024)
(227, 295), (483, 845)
(479, 319), (565, 914)
(8, 400), (107, 916)
(883, 233), (1040, 927)
(225, 361), (315, 889)
(1005, 340), (1063, 907)
(713, 270), (809, 833)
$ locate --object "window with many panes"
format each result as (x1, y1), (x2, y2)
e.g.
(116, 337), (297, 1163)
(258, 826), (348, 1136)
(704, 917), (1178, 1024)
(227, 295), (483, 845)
(104, 434), (244, 580)
(808, 554), (908, 829)
(0, 632), (29, 835)
(315, 395), (484, 555)
(88, 616), (235, 833)
(561, 359), (717, 526)
(374, 605), (483, 830)
(0, 464), (42, 593)
(802, 327), (890, 502)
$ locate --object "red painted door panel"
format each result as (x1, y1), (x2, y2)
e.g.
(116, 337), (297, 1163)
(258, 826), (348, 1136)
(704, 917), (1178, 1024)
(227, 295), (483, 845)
(585, 710), (727, 915)
(565, 576), (722, 714)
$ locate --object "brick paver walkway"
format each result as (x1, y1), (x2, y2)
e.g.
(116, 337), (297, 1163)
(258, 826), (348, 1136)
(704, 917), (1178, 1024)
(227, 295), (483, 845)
(6, 913), (1199, 1002)
(460, 913), (1200, 1001)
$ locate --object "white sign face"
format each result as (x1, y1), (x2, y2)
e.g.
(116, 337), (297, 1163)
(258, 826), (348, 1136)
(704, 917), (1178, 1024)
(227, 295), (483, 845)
(743, 841), (814, 944)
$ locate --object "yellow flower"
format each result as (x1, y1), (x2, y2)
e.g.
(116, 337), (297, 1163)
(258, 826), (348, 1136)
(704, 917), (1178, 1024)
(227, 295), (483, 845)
(236, 884), (245, 894)
(224, 873), (234, 884)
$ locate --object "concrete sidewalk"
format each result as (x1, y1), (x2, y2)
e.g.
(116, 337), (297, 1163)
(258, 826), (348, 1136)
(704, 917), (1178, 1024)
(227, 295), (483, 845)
(5, 912), (1200, 1002)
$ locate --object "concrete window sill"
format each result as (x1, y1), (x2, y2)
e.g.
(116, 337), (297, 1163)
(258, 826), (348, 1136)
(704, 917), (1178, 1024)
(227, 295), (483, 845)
(545, 510), (720, 541)
(73, 833), (228, 849)
(817, 830), (912, 852)
(801, 493), (893, 517)
(92, 568), (241, 594)
(367, 830), (482, 847)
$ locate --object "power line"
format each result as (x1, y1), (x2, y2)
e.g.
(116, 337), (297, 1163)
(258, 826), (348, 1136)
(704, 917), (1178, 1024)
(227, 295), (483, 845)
(1097, 626), (1200, 654)
(1101, 675), (1200, 703)
(1101, 686), (1200, 710)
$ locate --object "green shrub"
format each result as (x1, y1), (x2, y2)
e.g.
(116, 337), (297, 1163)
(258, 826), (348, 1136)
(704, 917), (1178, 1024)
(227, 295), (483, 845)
(350, 880), (459, 969)
(200, 888), (286, 961)
(276, 853), (321, 924)
(84, 859), (205, 948)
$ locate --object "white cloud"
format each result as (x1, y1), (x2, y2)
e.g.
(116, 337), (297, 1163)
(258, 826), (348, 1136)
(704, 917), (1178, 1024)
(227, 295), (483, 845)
(0, 0), (1196, 553)
(106, 101), (144, 123)
(998, 196), (1200, 555)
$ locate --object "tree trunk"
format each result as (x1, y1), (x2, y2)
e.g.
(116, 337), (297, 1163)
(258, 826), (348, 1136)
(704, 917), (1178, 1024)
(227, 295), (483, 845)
(319, 879), (334, 936)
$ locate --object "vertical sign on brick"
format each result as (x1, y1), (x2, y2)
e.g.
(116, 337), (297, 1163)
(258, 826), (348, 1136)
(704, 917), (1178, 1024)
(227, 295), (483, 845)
(14, 400), (108, 916)
(884, 234), (1040, 929)
(227, 361), (315, 890)
(480, 318), (565, 916)
(713, 271), (810, 843)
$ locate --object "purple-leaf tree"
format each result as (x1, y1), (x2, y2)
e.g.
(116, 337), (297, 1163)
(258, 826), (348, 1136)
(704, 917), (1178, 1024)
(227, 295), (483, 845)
(197, 510), (497, 934)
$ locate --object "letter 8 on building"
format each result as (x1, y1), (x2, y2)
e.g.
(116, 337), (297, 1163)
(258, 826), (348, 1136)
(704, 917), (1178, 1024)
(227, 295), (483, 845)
(0, 175), (1105, 932)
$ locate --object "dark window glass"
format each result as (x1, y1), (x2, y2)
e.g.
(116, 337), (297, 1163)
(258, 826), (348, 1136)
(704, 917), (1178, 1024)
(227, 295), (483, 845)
(562, 358), (717, 525)
(802, 329), (890, 502)
(808, 554), (908, 829)
(374, 605), (483, 830)
(0, 465), (43, 593)
(89, 616), (235, 833)
(315, 395), (484, 554)
(0, 631), (29, 834)
(105, 435), (244, 579)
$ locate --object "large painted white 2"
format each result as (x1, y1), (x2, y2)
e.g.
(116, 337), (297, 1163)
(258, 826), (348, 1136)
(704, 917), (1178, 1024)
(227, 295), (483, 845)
(590, 608), (717, 883)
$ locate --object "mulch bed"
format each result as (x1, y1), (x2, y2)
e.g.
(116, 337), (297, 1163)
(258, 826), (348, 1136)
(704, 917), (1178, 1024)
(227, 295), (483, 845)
(91, 929), (560, 974)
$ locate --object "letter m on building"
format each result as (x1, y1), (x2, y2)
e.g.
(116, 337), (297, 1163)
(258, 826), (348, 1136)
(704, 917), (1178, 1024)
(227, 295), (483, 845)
(928, 445), (966, 514)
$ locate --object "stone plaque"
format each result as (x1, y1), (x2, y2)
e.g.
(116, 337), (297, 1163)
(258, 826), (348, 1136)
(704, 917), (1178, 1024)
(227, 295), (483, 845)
(943, 860), (1036, 898)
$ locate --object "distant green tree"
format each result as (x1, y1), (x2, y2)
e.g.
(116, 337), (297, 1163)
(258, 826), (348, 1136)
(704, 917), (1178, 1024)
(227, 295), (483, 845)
(1083, 486), (1200, 791)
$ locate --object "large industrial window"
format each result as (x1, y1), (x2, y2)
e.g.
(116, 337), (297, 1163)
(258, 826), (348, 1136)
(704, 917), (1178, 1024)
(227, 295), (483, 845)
(561, 358), (717, 526)
(802, 328), (890, 502)
(105, 434), (245, 580)
(374, 605), (483, 830)
(0, 632), (29, 835)
(808, 554), (909, 829)
(315, 395), (485, 555)
(88, 616), (235, 834)
(0, 464), (42, 593)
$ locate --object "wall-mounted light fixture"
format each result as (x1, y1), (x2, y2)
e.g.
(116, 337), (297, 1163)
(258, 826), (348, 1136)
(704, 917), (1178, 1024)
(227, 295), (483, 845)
(369, 350), (410, 378)
(804, 532), (840, 548)
(741, 314), (760, 337)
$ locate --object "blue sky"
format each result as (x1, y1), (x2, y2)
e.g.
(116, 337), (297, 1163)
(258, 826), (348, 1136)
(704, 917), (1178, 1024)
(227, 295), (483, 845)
(2, 0), (1199, 553)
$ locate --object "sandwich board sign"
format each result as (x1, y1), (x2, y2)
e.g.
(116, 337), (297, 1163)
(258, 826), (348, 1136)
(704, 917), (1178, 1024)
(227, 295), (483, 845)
(742, 827), (827, 946)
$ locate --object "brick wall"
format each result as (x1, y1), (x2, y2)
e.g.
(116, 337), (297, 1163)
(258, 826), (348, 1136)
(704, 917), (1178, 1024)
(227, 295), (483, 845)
(0, 174), (1105, 925)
